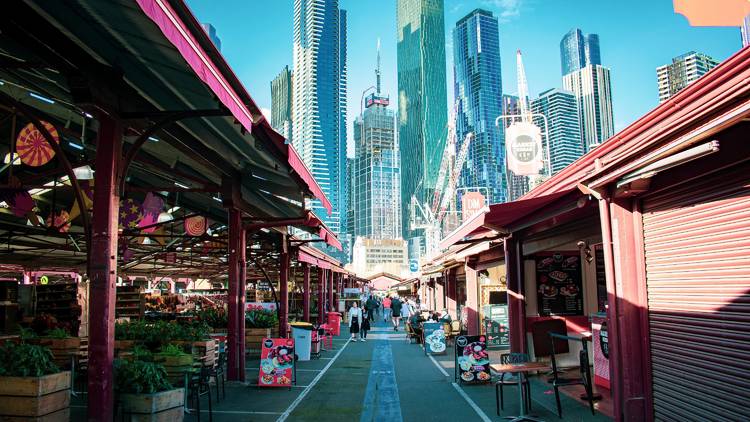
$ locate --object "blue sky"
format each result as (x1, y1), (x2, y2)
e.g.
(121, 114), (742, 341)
(186, 0), (741, 156)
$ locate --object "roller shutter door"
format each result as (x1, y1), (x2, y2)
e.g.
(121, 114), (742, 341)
(642, 163), (750, 421)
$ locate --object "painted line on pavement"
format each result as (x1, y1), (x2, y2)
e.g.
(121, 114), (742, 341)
(428, 354), (450, 377)
(295, 368), (322, 372)
(451, 382), (492, 422)
(276, 337), (351, 422)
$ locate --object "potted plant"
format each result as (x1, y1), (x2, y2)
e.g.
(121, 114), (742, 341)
(174, 321), (215, 367)
(115, 359), (184, 421)
(0, 342), (71, 420)
(154, 344), (194, 385)
(245, 306), (279, 355)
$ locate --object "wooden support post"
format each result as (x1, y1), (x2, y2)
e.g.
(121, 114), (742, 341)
(87, 115), (121, 422)
(318, 268), (325, 324)
(505, 236), (527, 354)
(465, 262), (480, 336)
(303, 264), (311, 322)
(227, 208), (241, 380)
(279, 236), (289, 338)
(328, 270), (334, 312)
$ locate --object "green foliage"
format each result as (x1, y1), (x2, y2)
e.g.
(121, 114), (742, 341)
(158, 344), (188, 357)
(0, 341), (59, 377)
(114, 319), (210, 350)
(19, 327), (37, 341)
(194, 307), (227, 329)
(114, 359), (172, 394)
(245, 307), (278, 329)
(44, 328), (71, 339)
(131, 345), (153, 362)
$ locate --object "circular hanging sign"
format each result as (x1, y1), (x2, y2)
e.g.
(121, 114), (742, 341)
(16, 121), (60, 167)
(185, 215), (207, 236)
(119, 198), (143, 230)
(505, 121), (543, 176)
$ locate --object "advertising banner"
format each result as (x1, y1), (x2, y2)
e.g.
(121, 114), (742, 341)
(461, 191), (486, 221)
(506, 121), (543, 176)
(455, 335), (491, 384)
(258, 338), (295, 387)
(422, 322), (446, 355)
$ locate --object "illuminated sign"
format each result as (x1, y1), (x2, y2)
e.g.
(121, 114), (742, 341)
(365, 93), (390, 108)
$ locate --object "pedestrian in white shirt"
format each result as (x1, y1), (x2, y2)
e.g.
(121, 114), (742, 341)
(348, 302), (362, 342)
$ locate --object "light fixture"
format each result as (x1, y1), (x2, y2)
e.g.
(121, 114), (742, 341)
(72, 165), (94, 180)
(148, 136), (159, 142)
(3, 152), (20, 165)
(29, 92), (55, 104)
(68, 141), (84, 151)
(174, 181), (189, 189)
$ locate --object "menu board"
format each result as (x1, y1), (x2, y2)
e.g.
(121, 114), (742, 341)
(423, 322), (447, 354)
(455, 335), (491, 384)
(483, 305), (510, 349)
(536, 253), (583, 316)
(258, 338), (295, 387)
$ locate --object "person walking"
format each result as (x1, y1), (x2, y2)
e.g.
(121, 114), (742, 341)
(365, 296), (377, 322)
(348, 301), (362, 342)
(360, 309), (371, 341)
(382, 296), (392, 322)
(390, 296), (403, 331)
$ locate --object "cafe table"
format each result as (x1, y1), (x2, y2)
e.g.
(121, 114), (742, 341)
(490, 362), (550, 422)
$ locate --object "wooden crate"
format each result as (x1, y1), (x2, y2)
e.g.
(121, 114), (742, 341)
(0, 407), (70, 422)
(31, 338), (81, 369)
(119, 388), (184, 422)
(0, 372), (70, 418)
(154, 355), (193, 385)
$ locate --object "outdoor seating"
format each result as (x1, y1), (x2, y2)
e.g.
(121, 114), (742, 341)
(549, 332), (596, 418)
(205, 351), (226, 402)
(493, 353), (532, 414)
(531, 318), (569, 379)
(187, 364), (214, 422)
(405, 322), (420, 344)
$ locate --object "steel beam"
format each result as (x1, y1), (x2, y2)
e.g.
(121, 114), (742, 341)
(302, 264), (311, 322)
(86, 114), (121, 422)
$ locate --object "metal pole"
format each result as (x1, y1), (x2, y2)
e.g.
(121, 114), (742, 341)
(302, 264), (311, 322)
(317, 268), (325, 324)
(226, 208), (241, 380)
(328, 269), (335, 312)
(279, 236), (289, 338)
(87, 114), (121, 422)
(237, 226), (247, 380)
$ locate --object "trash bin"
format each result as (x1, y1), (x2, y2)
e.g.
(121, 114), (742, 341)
(290, 322), (314, 361)
(326, 312), (342, 336)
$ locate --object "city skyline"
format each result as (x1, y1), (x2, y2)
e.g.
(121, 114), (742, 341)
(186, 0), (740, 155)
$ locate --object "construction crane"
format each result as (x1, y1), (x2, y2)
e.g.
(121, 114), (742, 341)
(410, 101), (474, 258)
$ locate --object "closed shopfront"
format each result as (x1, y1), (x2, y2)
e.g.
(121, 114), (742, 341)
(642, 162), (750, 421)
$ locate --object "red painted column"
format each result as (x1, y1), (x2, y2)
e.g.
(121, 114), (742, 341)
(226, 208), (241, 380)
(87, 115), (121, 422)
(237, 226), (247, 381)
(317, 267), (325, 324)
(279, 237), (290, 338)
(302, 264), (311, 322)
(328, 270), (334, 312)
(465, 262), (480, 336)
(505, 236), (527, 354)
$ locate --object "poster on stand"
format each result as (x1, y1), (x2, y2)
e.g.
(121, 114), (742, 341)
(258, 338), (295, 387)
(455, 335), (491, 384)
(535, 252), (583, 316)
(483, 305), (510, 349)
(422, 322), (446, 355)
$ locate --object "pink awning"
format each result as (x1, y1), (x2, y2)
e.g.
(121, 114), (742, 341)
(305, 211), (342, 251)
(297, 248), (333, 270)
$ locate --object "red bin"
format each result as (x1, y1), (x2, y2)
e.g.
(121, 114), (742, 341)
(326, 312), (342, 336)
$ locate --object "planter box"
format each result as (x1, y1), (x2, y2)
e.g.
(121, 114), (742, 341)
(119, 388), (184, 422)
(154, 354), (194, 385)
(29, 338), (81, 368)
(172, 340), (215, 367)
(115, 340), (136, 351)
(0, 372), (71, 419)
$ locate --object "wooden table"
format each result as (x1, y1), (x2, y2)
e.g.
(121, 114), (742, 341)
(490, 362), (550, 422)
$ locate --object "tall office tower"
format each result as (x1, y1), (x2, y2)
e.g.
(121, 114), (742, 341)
(560, 28), (600, 75)
(201, 23), (221, 51)
(397, 0), (448, 243)
(345, 157), (355, 237)
(656, 51), (719, 102)
(530, 89), (583, 175)
(560, 29), (613, 151)
(338, 9), (348, 245)
(270, 66), (293, 142)
(501, 94), (529, 201)
(353, 53), (401, 240)
(453, 9), (506, 205)
(293, 0), (347, 235)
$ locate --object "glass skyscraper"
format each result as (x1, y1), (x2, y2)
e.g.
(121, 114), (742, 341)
(531, 88), (583, 175)
(270, 65), (293, 142)
(293, 0), (347, 237)
(201, 23), (221, 51)
(396, 0), (448, 241)
(656, 51), (719, 103)
(560, 28), (614, 151)
(453, 9), (506, 206)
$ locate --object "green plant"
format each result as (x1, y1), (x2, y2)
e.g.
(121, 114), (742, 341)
(195, 307), (227, 329)
(131, 345), (153, 362)
(245, 307), (278, 329)
(0, 341), (59, 377)
(19, 327), (37, 341)
(114, 359), (172, 394)
(177, 320), (210, 341)
(158, 344), (188, 357)
(44, 328), (71, 339)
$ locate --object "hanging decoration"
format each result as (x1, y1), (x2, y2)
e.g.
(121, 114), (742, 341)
(118, 198), (143, 230)
(46, 210), (71, 233)
(0, 177), (39, 225)
(185, 215), (207, 236)
(138, 192), (164, 233)
(68, 180), (94, 222)
(16, 121), (60, 167)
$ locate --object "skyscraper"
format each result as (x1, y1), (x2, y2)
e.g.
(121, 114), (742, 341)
(560, 28), (614, 151)
(531, 89), (583, 175)
(397, 0), (448, 242)
(656, 51), (719, 102)
(270, 66), (293, 142)
(501, 94), (529, 200)
(293, 0), (347, 236)
(453, 9), (506, 205)
(201, 23), (221, 51)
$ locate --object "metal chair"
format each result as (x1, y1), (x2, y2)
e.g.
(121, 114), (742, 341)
(205, 351), (225, 402)
(187, 364), (213, 422)
(549, 333), (596, 418)
(494, 353), (532, 415)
